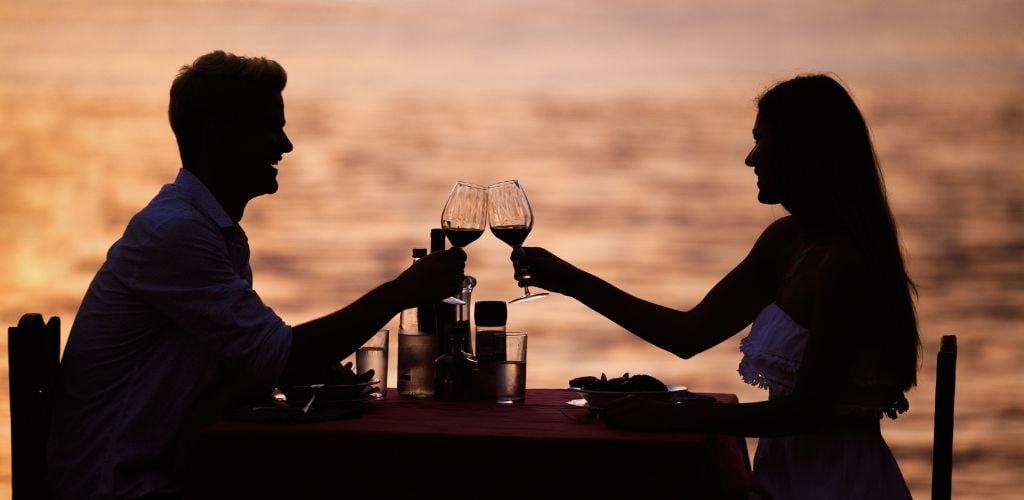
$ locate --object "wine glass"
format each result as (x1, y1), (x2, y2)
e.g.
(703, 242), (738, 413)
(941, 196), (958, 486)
(487, 180), (548, 304)
(440, 181), (488, 305)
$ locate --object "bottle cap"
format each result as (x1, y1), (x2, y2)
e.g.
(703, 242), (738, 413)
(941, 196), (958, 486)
(474, 301), (507, 327)
(430, 228), (446, 253)
(412, 248), (427, 258)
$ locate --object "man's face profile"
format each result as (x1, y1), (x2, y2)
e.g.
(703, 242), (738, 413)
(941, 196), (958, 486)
(209, 92), (293, 200)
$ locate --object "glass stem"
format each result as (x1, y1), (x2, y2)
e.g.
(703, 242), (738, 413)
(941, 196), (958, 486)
(513, 245), (532, 294)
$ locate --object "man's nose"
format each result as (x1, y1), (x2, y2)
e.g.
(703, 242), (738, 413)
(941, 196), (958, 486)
(281, 132), (294, 154)
(744, 147), (755, 167)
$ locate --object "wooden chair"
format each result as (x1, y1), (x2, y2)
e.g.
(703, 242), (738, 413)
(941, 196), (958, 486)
(932, 335), (957, 500)
(7, 313), (61, 500)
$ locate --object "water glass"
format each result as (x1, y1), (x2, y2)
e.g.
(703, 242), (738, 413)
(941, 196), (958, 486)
(357, 329), (389, 399)
(496, 332), (527, 405)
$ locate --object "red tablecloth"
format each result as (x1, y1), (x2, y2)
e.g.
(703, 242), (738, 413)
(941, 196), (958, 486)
(196, 389), (750, 499)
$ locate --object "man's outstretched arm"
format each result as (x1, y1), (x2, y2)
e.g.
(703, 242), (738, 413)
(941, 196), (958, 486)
(280, 248), (466, 385)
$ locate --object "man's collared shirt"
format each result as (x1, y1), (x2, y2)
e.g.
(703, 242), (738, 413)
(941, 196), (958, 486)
(48, 169), (292, 499)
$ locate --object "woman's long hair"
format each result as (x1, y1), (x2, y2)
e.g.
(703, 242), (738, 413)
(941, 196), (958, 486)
(758, 74), (920, 390)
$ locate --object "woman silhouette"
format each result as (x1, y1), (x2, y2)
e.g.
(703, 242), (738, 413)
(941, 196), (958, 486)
(516, 74), (918, 499)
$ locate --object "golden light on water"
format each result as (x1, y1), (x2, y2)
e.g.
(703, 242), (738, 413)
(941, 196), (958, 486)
(2, 1), (1023, 498)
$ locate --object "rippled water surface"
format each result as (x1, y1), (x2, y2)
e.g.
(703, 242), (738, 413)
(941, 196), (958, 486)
(1, 1), (1022, 498)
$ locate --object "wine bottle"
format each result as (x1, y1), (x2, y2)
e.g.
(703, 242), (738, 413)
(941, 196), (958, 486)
(398, 248), (435, 397)
(456, 275), (477, 353)
(427, 228), (458, 356)
(434, 320), (477, 400)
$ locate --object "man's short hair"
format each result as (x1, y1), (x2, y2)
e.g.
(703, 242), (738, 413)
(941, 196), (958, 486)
(168, 50), (287, 151)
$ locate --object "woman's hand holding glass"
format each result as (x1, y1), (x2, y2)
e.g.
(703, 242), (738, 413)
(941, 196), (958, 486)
(508, 246), (581, 297)
(487, 180), (548, 304)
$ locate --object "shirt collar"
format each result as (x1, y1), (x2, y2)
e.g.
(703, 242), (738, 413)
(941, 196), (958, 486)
(174, 168), (236, 229)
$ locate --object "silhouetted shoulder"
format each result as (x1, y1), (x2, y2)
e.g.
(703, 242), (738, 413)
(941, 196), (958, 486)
(761, 215), (801, 241)
(748, 216), (802, 265)
(156, 213), (223, 240)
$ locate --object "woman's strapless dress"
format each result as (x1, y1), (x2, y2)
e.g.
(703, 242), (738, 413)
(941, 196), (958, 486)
(738, 303), (912, 500)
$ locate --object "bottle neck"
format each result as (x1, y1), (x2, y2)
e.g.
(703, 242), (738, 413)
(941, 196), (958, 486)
(400, 253), (424, 331)
(447, 321), (472, 355)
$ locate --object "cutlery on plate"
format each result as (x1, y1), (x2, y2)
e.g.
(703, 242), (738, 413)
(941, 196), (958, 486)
(302, 384), (325, 414)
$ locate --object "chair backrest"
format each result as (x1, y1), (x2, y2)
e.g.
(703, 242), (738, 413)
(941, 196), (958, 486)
(8, 313), (61, 500)
(932, 334), (956, 500)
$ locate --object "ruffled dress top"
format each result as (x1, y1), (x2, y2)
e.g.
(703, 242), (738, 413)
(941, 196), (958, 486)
(738, 303), (912, 500)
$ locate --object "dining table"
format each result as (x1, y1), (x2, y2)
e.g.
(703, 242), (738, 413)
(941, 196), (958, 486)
(194, 388), (751, 499)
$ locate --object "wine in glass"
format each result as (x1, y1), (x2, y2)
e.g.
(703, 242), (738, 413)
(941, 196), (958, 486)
(487, 180), (548, 304)
(440, 181), (488, 304)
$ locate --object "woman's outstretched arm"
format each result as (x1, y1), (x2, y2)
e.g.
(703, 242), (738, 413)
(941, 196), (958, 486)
(602, 240), (868, 436)
(516, 216), (800, 358)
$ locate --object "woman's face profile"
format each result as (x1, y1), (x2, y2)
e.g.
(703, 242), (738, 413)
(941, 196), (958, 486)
(745, 112), (782, 205)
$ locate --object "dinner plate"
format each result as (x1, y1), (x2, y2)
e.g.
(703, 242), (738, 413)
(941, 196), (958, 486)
(283, 380), (379, 408)
(569, 384), (688, 410)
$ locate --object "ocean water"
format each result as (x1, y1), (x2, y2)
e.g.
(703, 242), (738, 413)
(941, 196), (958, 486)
(1, 1), (1022, 498)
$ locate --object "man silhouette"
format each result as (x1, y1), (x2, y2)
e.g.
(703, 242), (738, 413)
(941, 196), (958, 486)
(46, 51), (466, 500)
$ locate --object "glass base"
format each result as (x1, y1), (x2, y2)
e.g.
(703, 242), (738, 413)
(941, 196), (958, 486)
(509, 292), (548, 304)
(442, 296), (466, 305)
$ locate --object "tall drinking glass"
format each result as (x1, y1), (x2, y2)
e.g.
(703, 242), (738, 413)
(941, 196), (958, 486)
(487, 180), (548, 304)
(495, 332), (527, 404)
(357, 329), (389, 399)
(440, 181), (488, 305)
